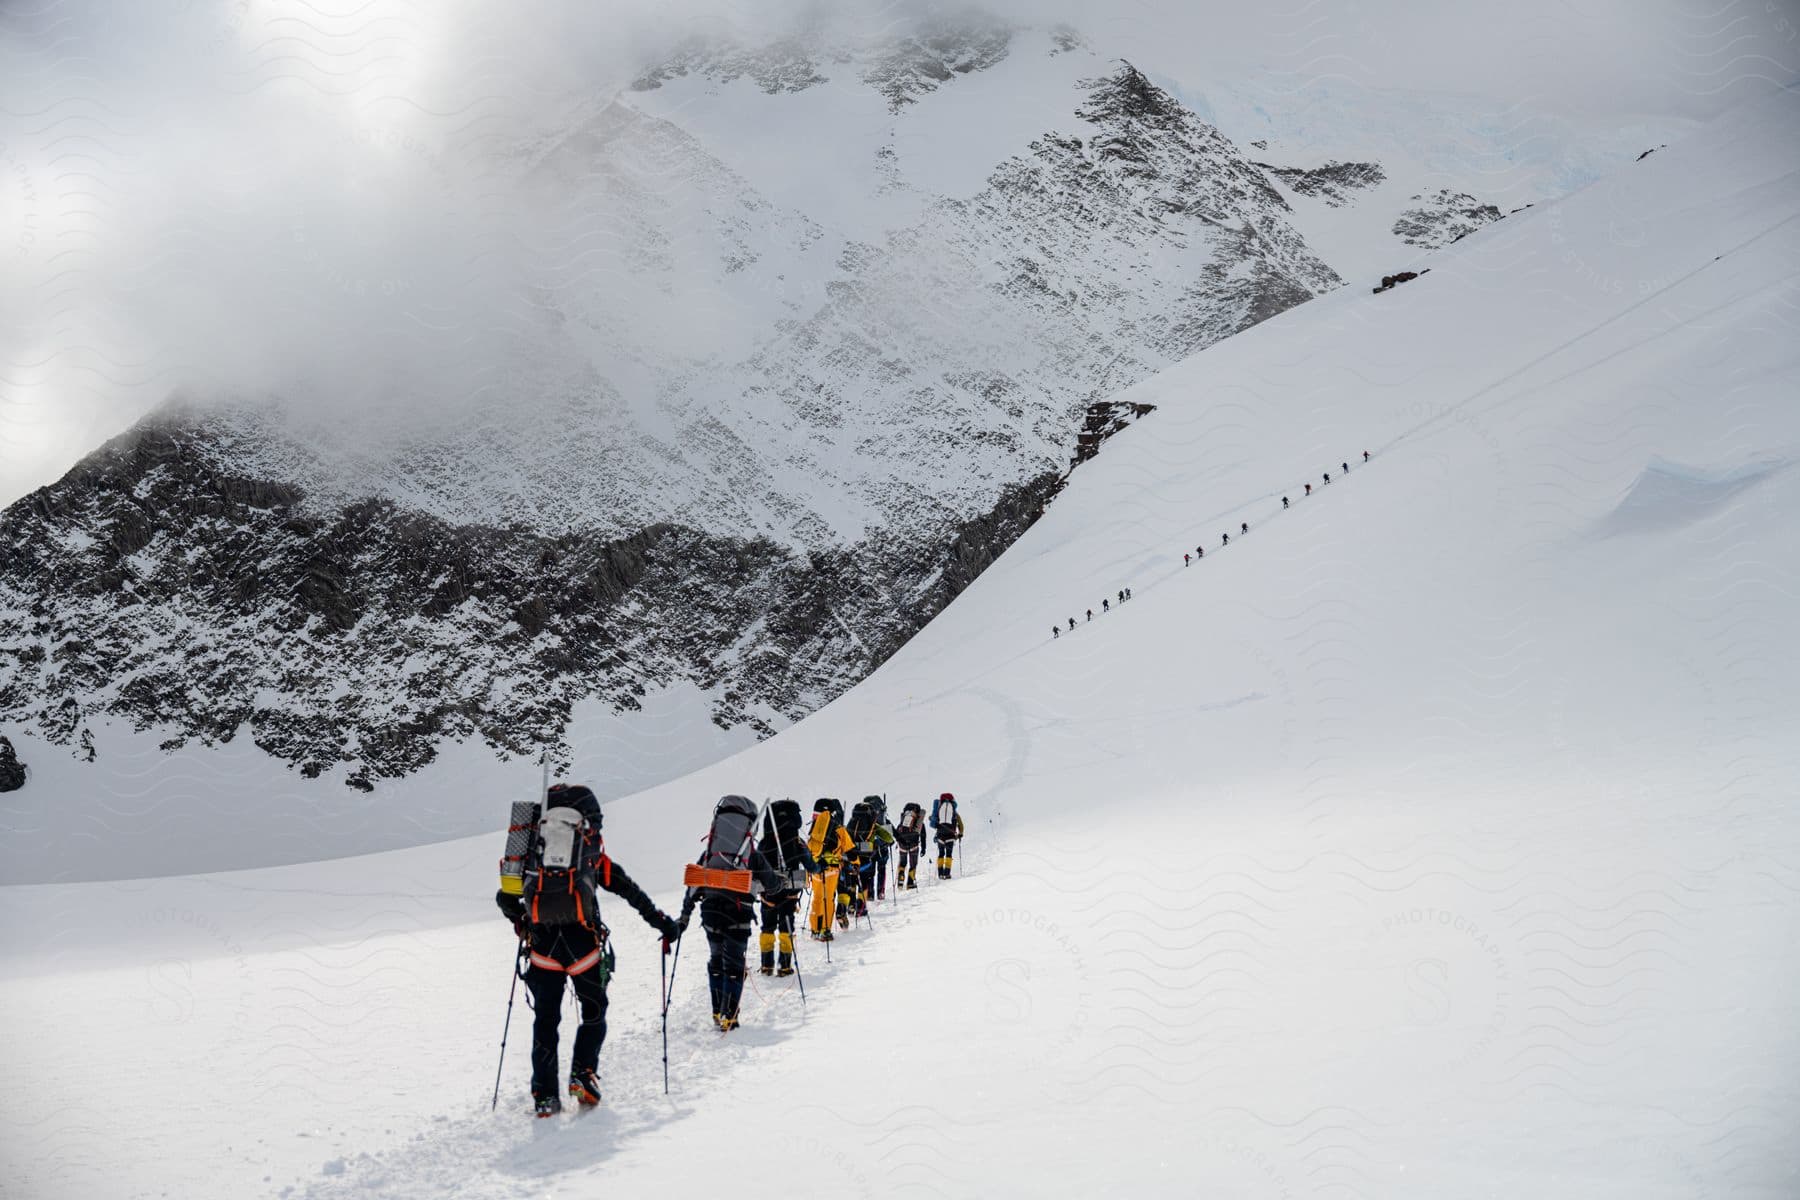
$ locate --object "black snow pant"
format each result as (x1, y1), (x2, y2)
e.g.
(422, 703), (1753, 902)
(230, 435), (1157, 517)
(524, 925), (609, 1097)
(876, 846), (890, 899)
(935, 830), (958, 877)
(759, 890), (800, 972)
(841, 858), (874, 915)
(702, 895), (752, 1020)
(895, 843), (921, 886)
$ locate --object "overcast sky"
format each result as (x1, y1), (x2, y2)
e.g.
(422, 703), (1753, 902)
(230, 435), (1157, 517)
(2, 0), (1796, 503)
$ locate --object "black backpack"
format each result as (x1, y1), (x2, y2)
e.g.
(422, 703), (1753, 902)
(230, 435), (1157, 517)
(702, 795), (758, 871)
(522, 784), (609, 928)
(848, 799), (879, 854)
(895, 802), (925, 846)
(684, 794), (761, 895)
(760, 799), (808, 890)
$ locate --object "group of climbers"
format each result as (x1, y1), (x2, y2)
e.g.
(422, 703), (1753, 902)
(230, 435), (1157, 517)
(494, 783), (967, 1117)
(1052, 586), (1133, 638)
(1068, 450), (1376, 604)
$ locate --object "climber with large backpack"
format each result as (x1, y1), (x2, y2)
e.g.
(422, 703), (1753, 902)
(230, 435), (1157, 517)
(676, 795), (785, 1032)
(892, 801), (927, 890)
(494, 783), (682, 1117)
(804, 798), (853, 941)
(755, 799), (814, 977)
(871, 795), (896, 900)
(932, 791), (965, 880)
(842, 796), (895, 919)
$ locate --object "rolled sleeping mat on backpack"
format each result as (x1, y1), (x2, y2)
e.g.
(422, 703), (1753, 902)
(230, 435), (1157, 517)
(684, 864), (757, 893)
(499, 800), (542, 895)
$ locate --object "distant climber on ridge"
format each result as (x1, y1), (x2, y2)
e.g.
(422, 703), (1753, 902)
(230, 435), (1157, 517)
(932, 792), (965, 880)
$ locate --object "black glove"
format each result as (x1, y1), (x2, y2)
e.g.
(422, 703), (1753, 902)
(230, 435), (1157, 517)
(659, 913), (681, 943)
(511, 918), (529, 942)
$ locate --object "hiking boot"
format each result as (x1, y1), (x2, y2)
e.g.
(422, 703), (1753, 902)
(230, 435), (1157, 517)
(777, 965), (795, 977)
(568, 1068), (601, 1108)
(718, 1014), (739, 1033)
(757, 964), (774, 976)
(534, 1093), (562, 1119)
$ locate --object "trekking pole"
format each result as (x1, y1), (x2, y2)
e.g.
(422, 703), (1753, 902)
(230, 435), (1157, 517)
(788, 914), (807, 1007)
(660, 925), (687, 1096)
(490, 936), (526, 1111)
(660, 937), (670, 1095)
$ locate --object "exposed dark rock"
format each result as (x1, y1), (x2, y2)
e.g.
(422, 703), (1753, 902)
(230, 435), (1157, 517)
(863, 23), (1012, 110)
(1071, 401), (1156, 468)
(1255, 159), (1386, 207)
(1372, 268), (1428, 294)
(0, 422), (1082, 786)
(0, 736), (26, 792)
(1392, 189), (1503, 249)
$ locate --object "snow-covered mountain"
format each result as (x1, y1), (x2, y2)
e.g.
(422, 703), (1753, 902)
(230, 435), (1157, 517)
(0, 20), (1682, 877)
(2, 79), (1793, 1199)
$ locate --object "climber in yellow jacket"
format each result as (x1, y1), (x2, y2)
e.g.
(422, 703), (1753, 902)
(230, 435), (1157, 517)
(805, 798), (854, 942)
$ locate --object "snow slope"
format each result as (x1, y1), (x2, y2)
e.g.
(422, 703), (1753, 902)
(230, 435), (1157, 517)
(2, 82), (1797, 1199)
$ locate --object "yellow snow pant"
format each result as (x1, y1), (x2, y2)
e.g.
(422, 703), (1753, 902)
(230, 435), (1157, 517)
(808, 868), (840, 935)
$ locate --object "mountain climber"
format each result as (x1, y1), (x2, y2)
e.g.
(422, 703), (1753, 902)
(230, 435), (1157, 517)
(805, 799), (853, 941)
(892, 801), (927, 889)
(1241, 521), (1248, 535)
(842, 797), (895, 917)
(495, 783), (681, 1116)
(756, 799), (813, 978)
(1323, 472), (1331, 485)
(1282, 496), (1289, 508)
(1086, 609), (1093, 622)
(1305, 483), (1312, 496)
(1341, 461), (1349, 474)
(1125, 587), (1132, 600)
(1222, 533), (1229, 546)
(1363, 450), (1370, 462)
(1117, 589), (1125, 604)
(1196, 546), (1203, 559)
(678, 795), (786, 1032)
(933, 792), (965, 880)
(1052, 625), (1059, 639)
(1184, 553), (1191, 566)
(870, 795), (896, 900)
(1068, 617), (1075, 631)
(1102, 598), (1110, 613)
